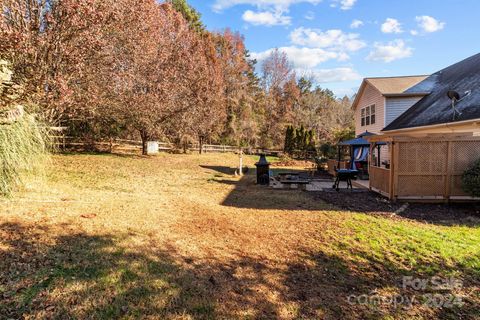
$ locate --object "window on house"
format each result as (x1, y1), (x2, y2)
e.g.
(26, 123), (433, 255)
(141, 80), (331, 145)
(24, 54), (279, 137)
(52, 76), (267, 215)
(370, 104), (376, 125)
(365, 106), (371, 125)
(360, 104), (376, 126)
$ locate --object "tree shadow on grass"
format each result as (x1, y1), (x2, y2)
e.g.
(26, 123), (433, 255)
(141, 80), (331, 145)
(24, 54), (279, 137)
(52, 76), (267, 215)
(219, 178), (328, 211)
(60, 151), (148, 159)
(201, 166), (328, 211)
(0, 221), (358, 319)
(1, 221), (478, 319)
(316, 189), (480, 227)
(203, 164), (480, 226)
(0, 222), (217, 319)
(200, 165), (239, 175)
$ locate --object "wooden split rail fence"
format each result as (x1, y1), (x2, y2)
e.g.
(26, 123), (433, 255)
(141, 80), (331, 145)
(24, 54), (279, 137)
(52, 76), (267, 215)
(50, 135), (291, 156)
(49, 129), (318, 158)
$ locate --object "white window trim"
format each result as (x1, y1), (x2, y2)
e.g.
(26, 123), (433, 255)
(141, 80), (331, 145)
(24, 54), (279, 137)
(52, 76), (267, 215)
(360, 104), (376, 127)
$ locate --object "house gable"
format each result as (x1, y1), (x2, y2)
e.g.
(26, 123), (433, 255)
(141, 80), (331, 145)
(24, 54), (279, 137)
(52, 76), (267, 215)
(354, 82), (385, 136)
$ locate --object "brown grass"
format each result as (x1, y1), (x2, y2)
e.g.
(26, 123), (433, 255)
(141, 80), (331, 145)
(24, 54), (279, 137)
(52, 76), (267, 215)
(0, 152), (479, 319)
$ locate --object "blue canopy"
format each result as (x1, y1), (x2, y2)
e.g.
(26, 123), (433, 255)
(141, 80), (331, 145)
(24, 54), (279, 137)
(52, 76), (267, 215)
(353, 146), (369, 161)
(338, 137), (370, 146)
(339, 131), (386, 146)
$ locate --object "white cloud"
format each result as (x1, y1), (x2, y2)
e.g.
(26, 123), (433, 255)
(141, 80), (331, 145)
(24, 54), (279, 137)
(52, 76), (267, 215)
(367, 40), (413, 63)
(242, 10), (291, 26)
(307, 67), (362, 83)
(304, 11), (315, 20)
(350, 19), (364, 29)
(410, 30), (419, 36)
(381, 18), (403, 34)
(331, 0), (357, 10)
(415, 15), (445, 33)
(331, 86), (357, 97)
(290, 27), (366, 52)
(251, 46), (341, 69)
(213, 0), (322, 12)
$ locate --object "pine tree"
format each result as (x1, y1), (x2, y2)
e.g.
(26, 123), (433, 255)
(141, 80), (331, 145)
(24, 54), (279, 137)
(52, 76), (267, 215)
(294, 127), (300, 151)
(296, 125), (305, 151)
(168, 0), (205, 33)
(290, 126), (296, 155)
(284, 126), (291, 153)
(307, 130), (317, 156)
(302, 127), (309, 153)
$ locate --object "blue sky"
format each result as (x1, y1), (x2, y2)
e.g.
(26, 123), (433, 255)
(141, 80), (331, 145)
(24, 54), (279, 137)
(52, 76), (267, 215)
(188, 0), (480, 97)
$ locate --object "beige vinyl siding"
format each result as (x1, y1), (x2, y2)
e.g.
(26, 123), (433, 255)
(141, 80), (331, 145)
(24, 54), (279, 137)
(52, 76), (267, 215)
(354, 83), (390, 166)
(354, 83), (385, 136)
(385, 97), (423, 126)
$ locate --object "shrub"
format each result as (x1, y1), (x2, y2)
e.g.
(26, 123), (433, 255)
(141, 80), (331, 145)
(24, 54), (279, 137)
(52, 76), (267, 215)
(319, 142), (336, 159)
(462, 159), (480, 197)
(0, 113), (50, 196)
(283, 125), (295, 154)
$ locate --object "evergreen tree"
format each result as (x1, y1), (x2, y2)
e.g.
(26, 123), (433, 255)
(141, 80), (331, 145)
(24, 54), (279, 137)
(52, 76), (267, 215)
(290, 126), (297, 154)
(283, 125), (296, 155)
(168, 0), (205, 33)
(302, 127), (309, 152)
(284, 126), (291, 153)
(307, 130), (317, 157)
(296, 125), (305, 151)
(294, 127), (300, 151)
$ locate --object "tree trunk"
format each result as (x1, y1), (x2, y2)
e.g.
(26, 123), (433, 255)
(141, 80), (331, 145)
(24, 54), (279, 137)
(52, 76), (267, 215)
(140, 130), (149, 155)
(199, 136), (203, 154)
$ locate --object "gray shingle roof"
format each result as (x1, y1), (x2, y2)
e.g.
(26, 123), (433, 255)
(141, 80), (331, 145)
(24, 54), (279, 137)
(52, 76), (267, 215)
(352, 75), (430, 110)
(384, 53), (480, 131)
(366, 76), (428, 94)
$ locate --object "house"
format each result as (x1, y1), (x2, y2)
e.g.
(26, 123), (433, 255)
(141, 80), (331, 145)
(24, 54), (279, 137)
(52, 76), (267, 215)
(350, 53), (480, 168)
(360, 52), (480, 202)
(351, 75), (432, 137)
(347, 75), (432, 169)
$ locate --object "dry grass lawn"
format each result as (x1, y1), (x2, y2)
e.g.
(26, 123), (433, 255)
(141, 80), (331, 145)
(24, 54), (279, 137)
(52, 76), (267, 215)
(0, 152), (479, 319)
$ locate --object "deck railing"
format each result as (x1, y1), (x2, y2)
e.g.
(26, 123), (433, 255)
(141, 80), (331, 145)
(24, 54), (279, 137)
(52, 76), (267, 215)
(367, 134), (480, 202)
(369, 166), (390, 197)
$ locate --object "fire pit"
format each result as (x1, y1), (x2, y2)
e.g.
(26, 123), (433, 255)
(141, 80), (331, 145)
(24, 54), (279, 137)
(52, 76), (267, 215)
(255, 154), (270, 185)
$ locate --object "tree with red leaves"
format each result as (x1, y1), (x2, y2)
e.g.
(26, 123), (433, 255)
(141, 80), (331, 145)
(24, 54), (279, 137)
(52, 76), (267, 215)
(0, 0), (111, 124)
(260, 49), (300, 147)
(216, 29), (261, 148)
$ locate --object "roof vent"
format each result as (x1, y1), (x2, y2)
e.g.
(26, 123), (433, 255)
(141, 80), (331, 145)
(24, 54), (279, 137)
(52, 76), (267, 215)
(447, 90), (462, 120)
(447, 90), (460, 101)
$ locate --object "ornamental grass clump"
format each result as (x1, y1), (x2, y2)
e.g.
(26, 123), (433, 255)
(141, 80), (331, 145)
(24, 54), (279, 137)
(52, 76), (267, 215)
(0, 60), (50, 196)
(462, 158), (480, 198)
(0, 113), (50, 196)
